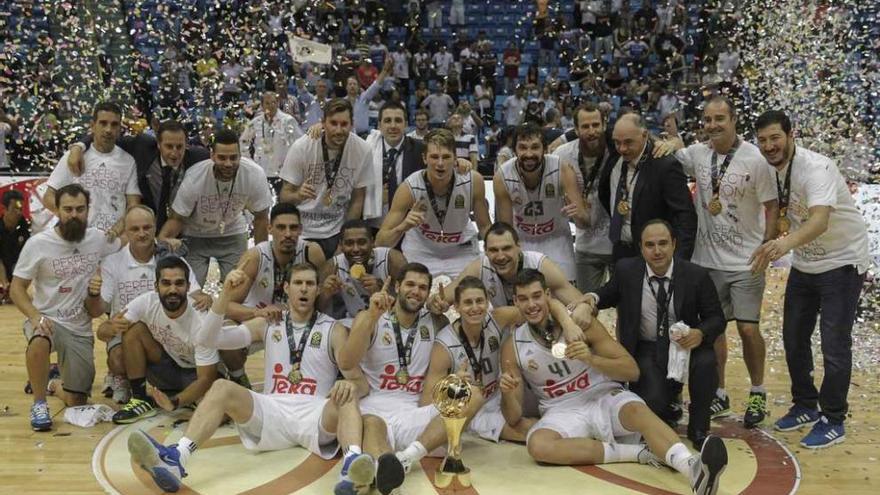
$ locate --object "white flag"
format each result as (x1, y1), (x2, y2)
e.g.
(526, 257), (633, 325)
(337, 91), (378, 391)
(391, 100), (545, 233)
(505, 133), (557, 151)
(289, 36), (332, 65)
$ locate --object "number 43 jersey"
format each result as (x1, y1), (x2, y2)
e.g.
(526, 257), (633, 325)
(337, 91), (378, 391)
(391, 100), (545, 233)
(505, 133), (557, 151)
(512, 322), (616, 413)
(498, 155), (571, 241)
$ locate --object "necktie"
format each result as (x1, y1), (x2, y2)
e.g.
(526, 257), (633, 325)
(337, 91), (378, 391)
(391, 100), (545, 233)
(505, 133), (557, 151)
(609, 162), (630, 242)
(158, 162), (171, 221)
(384, 147), (400, 196)
(651, 276), (669, 337)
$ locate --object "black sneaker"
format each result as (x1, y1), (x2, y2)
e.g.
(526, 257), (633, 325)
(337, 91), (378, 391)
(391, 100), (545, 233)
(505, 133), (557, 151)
(113, 398), (158, 424)
(691, 435), (728, 495)
(743, 392), (768, 428)
(375, 453), (405, 495)
(709, 394), (731, 419)
(229, 372), (252, 390)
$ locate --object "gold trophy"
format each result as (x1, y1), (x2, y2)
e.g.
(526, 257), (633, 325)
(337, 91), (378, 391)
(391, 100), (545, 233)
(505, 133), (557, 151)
(432, 374), (473, 488)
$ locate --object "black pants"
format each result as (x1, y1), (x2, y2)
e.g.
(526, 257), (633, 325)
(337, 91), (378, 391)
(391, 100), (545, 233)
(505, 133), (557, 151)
(632, 341), (717, 440)
(307, 233), (342, 260)
(612, 241), (639, 261)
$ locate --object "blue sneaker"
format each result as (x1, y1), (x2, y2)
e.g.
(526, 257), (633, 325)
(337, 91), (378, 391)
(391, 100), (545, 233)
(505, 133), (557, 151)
(127, 430), (187, 492)
(800, 416), (845, 449)
(334, 452), (375, 495)
(30, 401), (52, 431)
(774, 405), (820, 432)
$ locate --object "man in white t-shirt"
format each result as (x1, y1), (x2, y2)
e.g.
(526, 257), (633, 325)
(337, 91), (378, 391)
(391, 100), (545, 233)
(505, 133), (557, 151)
(667, 96), (779, 428)
(447, 112), (479, 171)
(45, 101), (141, 239)
(240, 90), (304, 189)
(279, 98), (374, 259)
(503, 87), (528, 126)
(751, 110), (871, 450)
(84, 205), (210, 403)
(159, 128), (273, 285)
(432, 45), (454, 78)
(109, 255), (219, 425)
(9, 184), (121, 431)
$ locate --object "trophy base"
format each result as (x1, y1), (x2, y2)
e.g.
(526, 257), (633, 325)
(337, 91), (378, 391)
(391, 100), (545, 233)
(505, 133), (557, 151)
(434, 457), (471, 488)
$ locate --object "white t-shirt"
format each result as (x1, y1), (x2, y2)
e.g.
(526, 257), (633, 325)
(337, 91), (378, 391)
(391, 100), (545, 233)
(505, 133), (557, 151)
(47, 146), (139, 232)
(553, 140), (613, 255)
(776, 146), (871, 274)
(279, 134), (374, 238)
(100, 245), (201, 314)
(676, 139), (777, 271)
(171, 158), (273, 238)
(391, 51), (411, 80)
(240, 111), (304, 178)
(124, 292), (219, 368)
(13, 228), (120, 336)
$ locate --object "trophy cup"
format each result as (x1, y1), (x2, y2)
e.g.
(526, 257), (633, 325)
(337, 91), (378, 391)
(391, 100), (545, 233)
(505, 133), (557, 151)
(432, 374), (473, 488)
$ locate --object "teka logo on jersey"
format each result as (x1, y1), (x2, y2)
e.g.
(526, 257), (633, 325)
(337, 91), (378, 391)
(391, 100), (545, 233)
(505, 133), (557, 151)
(418, 224), (463, 243)
(379, 363), (424, 393)
(269, 363), (317, 395)
(543, 370), (591, 398)
(514, 216), (555, 236)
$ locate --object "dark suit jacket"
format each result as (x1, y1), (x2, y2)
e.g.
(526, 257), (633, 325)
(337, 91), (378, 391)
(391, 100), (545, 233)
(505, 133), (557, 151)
(83, 134), (209, 229)
(598, 140), (697, 259)
(392, 136), (427, 199)
(595, 256), (725, 367)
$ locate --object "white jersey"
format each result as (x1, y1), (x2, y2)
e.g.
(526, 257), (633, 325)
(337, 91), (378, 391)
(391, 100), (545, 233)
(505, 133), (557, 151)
(676, 139), (777, 271)
(262, 311), (339, 397)
(778, 146), (871, 274)
(171, 158), (273, 238)
(435, 315), (504, 399)
(332, 247), (392, 318)
(240, 110), (304, 178)
(401, 170), (479, 261)
(553, 141), (613, 256)
(499, 155), (572, 241)
(479, 251), (546, 308)
(242, 240), (309, 309)
(123, 292), (220, 369)
(13, 228), (120, 336)
(48, 146), (139, 232)
(100, 244), (201, 314)
(512, 322), (615, 414)
(361, 309), (446, 402)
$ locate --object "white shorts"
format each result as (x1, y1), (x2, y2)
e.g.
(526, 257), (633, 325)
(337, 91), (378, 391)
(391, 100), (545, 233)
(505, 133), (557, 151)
(468, 393), (506, 442)
(402, 238), (480, 279)
(526, 388), (644, 446)
(360, 393), (439, 451)
(522, 235), (576, 282)
(236, 391), (338, 459)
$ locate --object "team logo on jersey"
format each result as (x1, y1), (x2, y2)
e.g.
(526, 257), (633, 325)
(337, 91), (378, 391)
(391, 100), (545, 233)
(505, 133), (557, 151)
(454, 194), (465, 209)
(260, 277), (269, 288)
(419, 325), (430, 340)
(513, 195), (523, 205)
(271, 329), (282, 343)
(382, 332), (393, 345)
(488, 336), (499, 352)
(527, 359), (539, 372)
(309, 332), (322, 347)
(487, 285), (497, 298)
(140, 273), (148, 279)
(545, 184), (555, 198)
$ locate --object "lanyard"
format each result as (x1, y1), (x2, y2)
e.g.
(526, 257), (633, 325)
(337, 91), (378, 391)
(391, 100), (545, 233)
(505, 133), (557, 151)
(646, 274), (674, 335)
(529, 318), (558, 348)
(213, 170), (238, 224)
(285, 311), (318, 367)
(261, 115), (275, 140)
(500, 253), (525, 304)
(456, 319), (486, 384)
(578, 144), (605, 199)
(271, 244), (296, 305)
(391, 312), (417, 371)
(321, 137), (343, 193)
(423, 170), (453, 230)
(775, 147), (795, 211)
(710, 138), (740, 196)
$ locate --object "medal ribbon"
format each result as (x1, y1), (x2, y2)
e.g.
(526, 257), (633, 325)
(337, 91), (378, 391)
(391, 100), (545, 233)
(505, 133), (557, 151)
(391, 313), (417, 372)
(321, 137), (344, 197)
(285, 311), (319, 369)
(775, 147), (796, 213)
(457, 319), (486, 384)
(710, 138), (740, 197)
(213, 169), (238, 227)
(578, 145), (605, 201)
(423, 170), (454, 231)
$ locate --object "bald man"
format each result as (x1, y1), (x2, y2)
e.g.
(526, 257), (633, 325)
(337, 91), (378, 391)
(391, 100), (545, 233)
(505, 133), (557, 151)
(598, 113), (696, 260)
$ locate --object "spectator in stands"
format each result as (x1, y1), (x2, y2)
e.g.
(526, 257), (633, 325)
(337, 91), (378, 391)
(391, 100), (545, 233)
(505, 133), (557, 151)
(503, 42), (521, 94)
(594, 8), (615, 60)
(421, 84), (455, 125)
(219, 55), (245, 107)
(432, 45), (454, 79)
(0, 105), (17, 171)
(525, 65), (540, 92)
(450, 0), (466, 26)
(655, 26), (685, 63)
(657, 86), (681, 122)
(503, 86), (528, 126)
(474, 76), (495, 122)
(356, 60), (379, 90)
(298, 78), (331, 128)
(634, 0), (659, 34)
(716, 43), (741, 82)
(457, 100), (483, 137)
(447, 111), (479, 170)
(346, 58), (393, 136)
(446, 69), (462, 104)
(460, 41), (480, 93)
(369, 34), (389, 69)
(479, 42), (499, 92)
(0, 190), (30, 301)
(414, 80), (430, 109)
(407, 109), (431, 141)
(426, 0), (442, 29)
(390, 44), (412, 99)
(240, 91), (304, 191)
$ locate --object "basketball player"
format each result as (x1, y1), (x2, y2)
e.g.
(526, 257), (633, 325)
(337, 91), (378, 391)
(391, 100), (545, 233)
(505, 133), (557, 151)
(318, 219), (407, 326)
(128, 264), (375, 495)
(500, 269), (728, 495)
(376, 129), (491, 278)
(338, 263), (484, 494)
(494, 123), (589, 281)
(110, 256), (219, 424)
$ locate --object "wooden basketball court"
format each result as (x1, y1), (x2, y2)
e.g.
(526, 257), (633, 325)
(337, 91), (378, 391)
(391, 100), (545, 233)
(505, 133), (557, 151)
(1, 268), (878, 494)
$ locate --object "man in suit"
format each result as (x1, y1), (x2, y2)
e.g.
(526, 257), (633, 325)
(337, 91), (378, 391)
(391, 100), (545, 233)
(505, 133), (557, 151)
(66, 120), (210, 232)
(582, 219), (725, 449)
(599, 113), (696, 260)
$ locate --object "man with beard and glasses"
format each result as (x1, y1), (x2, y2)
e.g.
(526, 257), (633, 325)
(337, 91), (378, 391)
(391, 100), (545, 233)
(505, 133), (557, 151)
(44, 101), (141, 240)
(494, 123), (590, 282)
(318, 219), (407, 326)
(551, 103), (616, 293)
(501, 269), (728, 495)
(110, 255), (219, 424)
(84, 205), (209, 404)
(159, 128), (273, 285)
(129, 264), (375, 495)
(338, 263), (484, 495)
(376, 129), (491, 278)
(280, 98), (374, 259)
(215, 202), (325, 388)
(660, 96), (779, 428)
(10, 184), (121, 431)
(750, 110), (870, 449)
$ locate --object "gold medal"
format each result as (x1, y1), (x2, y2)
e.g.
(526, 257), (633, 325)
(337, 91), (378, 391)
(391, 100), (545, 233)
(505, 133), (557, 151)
(617, 200), (630, 215)
(323, 193), (333, 206)
(350, 263), (366, 279)
(708, 196), (723, 216)
(778, 216), (791, 234)
(288, 368), (303, 384)
(395, 368), (409, 385)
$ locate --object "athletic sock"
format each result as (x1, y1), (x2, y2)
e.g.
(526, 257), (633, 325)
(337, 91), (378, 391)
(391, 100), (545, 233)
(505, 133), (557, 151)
(344, 445), (363, 457)
(750, 385), (766, 394)
(601, 442), (643, 463)
(176, 436), (197, 467)
(228, 368), (245, 379)
(665, 442), (694, 478)
(400, 440), (428, 463)
(130, 377), (147, 400)
(715, 388), (727, 400)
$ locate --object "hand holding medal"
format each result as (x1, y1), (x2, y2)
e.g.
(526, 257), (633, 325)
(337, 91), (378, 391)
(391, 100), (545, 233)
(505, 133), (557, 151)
(563, 340), (593, 364)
